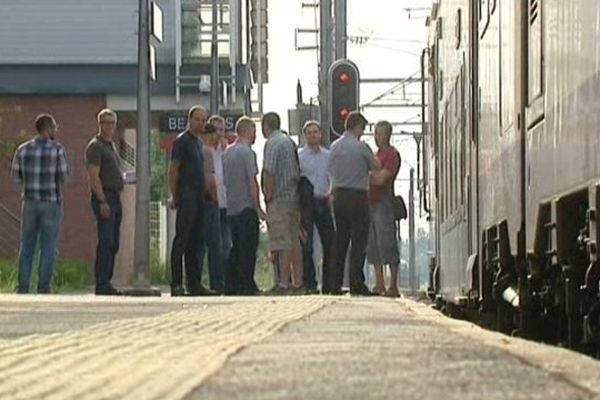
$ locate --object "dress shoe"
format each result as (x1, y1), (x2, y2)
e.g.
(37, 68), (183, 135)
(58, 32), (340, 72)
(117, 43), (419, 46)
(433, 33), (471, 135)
(171, 285), (186, 297)
(350, 285), (374, 296)
(95, 286), (123, 296)
(187, 284), (219, 296)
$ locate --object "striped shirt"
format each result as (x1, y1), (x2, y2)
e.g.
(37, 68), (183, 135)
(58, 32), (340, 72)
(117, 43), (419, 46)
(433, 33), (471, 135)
(263, 131), (299, 202)
(11, 138), (70, 203)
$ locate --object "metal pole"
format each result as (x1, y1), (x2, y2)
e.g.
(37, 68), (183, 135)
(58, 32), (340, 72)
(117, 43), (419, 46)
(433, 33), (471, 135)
(409, 167), (416, 295)
(130, 0), (160, 296)
(211, 0), (220, 114)
(256, 0), (263, 114)
(319, 0), (333, 145)
(334, 0), (346, 59)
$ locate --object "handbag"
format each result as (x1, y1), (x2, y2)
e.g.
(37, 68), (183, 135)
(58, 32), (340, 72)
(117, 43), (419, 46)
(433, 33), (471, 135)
(393, 195), (407, 220)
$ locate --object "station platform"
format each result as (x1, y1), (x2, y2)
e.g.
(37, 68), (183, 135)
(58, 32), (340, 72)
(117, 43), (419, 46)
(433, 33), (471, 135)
(0, 294), (599, 400)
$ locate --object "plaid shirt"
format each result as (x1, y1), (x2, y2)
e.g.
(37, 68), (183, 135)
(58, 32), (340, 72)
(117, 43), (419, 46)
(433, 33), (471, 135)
(263, 131), (299, 202)
(11, 138), (70, 203)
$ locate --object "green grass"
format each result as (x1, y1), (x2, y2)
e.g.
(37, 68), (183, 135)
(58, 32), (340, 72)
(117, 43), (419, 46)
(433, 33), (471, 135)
(0, 258), (89, 293)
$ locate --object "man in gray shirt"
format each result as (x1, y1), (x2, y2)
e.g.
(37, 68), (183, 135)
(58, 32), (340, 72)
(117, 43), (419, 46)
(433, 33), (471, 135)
(328, 111), (380, 295)
(222, 117), (265, 295)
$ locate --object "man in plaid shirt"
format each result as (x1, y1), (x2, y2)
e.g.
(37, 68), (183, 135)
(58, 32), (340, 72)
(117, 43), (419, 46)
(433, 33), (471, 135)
(10, 113), (70, 294)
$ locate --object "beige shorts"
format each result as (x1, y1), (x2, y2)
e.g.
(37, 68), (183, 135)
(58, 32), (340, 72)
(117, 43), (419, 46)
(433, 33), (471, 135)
(266, 200), (300, 251)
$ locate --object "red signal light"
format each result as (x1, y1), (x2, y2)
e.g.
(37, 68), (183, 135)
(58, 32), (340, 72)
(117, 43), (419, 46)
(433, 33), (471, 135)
(339, 108), (350, 120)
(339, 72), (351, 84)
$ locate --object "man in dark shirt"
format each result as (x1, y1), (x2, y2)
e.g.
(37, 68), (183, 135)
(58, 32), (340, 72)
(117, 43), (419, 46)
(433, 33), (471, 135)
(11, 113), (69, 294)
(85, 109), (124, 296)
(168, 105), (215, 296)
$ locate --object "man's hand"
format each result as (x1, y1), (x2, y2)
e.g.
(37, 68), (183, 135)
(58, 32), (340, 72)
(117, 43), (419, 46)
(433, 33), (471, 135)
(168, 196), (177, 210)
(299, 225), (308, 243)
(99, 203), (111, 219)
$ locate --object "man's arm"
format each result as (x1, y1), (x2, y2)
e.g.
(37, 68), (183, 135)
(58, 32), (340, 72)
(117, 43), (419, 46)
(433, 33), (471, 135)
(261, 171), (275, 203)
(250, 177), (266, 219)
(57, 147), (70, 184)
(10, 149), (22, 184)
(168, 161), (180, 207)
(370, 169), (394, 186)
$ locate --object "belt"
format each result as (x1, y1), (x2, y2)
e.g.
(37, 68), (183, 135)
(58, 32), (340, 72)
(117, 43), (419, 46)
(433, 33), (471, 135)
(334, 187), (368, 195)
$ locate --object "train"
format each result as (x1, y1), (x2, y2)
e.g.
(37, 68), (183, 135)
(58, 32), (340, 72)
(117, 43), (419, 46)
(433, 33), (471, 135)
(423, 0), (600, 354)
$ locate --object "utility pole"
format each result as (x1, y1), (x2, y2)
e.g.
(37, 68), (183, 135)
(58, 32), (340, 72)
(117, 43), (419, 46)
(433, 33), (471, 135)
(409, 167), (416, 295)
(210, 0), (219, 114)
(319, 0), (333, 145)
(129, 0), (160, 296)
(334, 0), (346, 59)
(256, 0), (264, 114)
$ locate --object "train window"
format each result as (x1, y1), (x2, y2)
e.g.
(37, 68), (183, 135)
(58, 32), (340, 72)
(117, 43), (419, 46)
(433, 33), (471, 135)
(528, 0), (544, 103)
(500, 0), (515, 129)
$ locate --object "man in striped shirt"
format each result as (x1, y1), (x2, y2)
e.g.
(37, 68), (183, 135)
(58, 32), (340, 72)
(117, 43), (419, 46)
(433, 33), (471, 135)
(11, 113), (70, 294)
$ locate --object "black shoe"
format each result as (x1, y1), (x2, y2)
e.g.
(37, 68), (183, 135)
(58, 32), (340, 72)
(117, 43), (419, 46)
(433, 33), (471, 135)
(95, 286), (123, 296)
(350, 285), (373, 296)
(37, 287), (51, 295)
(322, 288), (343, 295)
(188, 284), (219, 296)
(306, 287), (320, 295)
(171, 285), (186, 297)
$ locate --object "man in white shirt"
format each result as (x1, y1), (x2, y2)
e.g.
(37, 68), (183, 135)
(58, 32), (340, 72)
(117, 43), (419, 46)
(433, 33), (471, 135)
(298, 121), (335, 294)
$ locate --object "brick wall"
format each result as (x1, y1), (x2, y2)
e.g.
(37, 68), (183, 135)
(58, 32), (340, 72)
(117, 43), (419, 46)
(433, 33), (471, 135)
(0, 95), (107, 268)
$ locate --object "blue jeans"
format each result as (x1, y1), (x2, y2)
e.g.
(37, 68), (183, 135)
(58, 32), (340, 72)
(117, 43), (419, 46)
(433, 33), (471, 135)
(199, 201), (224, 292)
(91, 195), (122, 290)
(18, 199), (62, 293)
(302, 198), (335, 290)
(226, 208), (259, 294)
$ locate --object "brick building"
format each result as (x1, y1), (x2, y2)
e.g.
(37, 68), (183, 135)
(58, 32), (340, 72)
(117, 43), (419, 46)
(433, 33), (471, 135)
(0, 0), (254, 280)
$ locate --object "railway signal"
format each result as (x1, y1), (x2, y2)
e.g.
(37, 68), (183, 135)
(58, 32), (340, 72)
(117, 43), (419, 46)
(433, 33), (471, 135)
(328, 59), (360, 140)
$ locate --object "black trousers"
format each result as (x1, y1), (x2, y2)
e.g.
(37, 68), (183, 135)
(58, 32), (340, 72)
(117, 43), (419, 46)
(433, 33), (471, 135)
(226, 208), (259, 294)
(302, 197), (335, 291)
(170, 189), (204, 289)
(330, 188), (369, 292)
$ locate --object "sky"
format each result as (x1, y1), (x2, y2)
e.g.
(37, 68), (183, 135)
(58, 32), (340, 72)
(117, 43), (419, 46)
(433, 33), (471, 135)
(255, 0), (432, 238)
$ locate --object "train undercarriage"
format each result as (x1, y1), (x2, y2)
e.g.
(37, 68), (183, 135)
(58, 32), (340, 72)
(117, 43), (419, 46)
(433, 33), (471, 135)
(430, 185), (600, 357)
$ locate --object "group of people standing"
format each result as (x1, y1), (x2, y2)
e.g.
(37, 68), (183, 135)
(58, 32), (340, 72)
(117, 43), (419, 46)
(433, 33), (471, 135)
(10, 105), (402, 297)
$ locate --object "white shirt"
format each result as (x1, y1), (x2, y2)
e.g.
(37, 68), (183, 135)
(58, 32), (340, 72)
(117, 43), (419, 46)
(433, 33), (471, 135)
(298, 145), (331, 198)
(210, 146), (227, 208)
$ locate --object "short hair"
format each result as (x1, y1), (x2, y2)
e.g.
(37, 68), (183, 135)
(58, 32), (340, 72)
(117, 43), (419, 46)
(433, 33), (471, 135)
(35, 114), (56, 134)
(235, 116), (256, 134)
(375, 120), (393, 138)
(204, 123), (217, 135)
(188, 105), (207, 120)
(97, 108), (117, 123)
(261, 112), (280, 131)
(302, 120), (321, 134)
(208, 115), (225, 125)
(345, 111), (368, 131)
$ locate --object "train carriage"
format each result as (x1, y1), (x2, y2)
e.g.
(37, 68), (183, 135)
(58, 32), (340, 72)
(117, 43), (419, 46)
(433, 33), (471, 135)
(425, 0), (600, 353)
